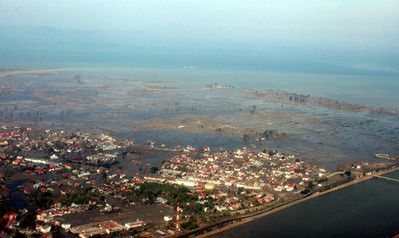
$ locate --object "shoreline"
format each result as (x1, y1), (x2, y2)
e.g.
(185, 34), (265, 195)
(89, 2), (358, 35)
(194, 166), (399, 238)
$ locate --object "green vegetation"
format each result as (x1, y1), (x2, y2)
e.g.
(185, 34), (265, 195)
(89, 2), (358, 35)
(242, 134), (250, 140)
(181, 217), (198, 230)
(26, 190), (55, 209)
(249, 105), (256, 114)
(306, 181), (315, 190)
(150, 166), (159, 174)
(134, 182), (197, 207)
(262, 149), (276, 156)
(62, 187), (102, 206)
(316, 177), (328, 183)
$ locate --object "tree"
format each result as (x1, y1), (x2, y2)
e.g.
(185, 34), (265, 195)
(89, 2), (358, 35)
(268, 150), (275, 156)
(181, 218), (198, 230)
(134, 182), (196, 207)
(249, 105), (256, 115)
(150, 167), (159, 174)
(18, 208), (37, 229)
(306, 181), (315, 190)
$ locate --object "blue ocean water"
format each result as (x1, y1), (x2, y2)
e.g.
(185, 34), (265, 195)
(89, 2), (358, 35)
(28, 67), (399, 110)
(1, 26), (398, 109)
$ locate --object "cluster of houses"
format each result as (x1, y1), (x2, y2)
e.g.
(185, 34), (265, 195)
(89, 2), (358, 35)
(0, 125), (331, 237)
(157, 146), (327, 209)
(0, 126), (143, 236)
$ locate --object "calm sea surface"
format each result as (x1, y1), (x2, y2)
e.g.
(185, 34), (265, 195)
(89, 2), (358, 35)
(2, 66), (398, 109)
(62, 67), (399, 110)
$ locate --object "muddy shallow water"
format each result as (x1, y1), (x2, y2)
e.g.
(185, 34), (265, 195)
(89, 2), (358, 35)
(1, 68), (398, 170)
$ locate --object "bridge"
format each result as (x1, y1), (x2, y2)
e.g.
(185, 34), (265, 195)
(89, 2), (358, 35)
(373, 175), (399, 183)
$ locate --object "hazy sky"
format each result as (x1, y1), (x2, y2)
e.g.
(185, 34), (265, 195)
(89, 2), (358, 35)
(1, 0), (399, 73)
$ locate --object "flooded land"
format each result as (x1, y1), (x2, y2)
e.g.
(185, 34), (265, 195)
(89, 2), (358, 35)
(1, 67), (399, 237)
(1, 68), (398, 171)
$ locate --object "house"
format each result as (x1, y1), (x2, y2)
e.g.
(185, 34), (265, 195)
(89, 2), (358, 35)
(175, 178), (197, 187)
(35, 168), (44, 174)
(40, 224), (52, 233)
(70, 220), (125, 237)
(204, 183), (214, 190)
(229, 203), (241, 210)
(258, 198), (266, 204)
(156, 197), (167, 204)
(125, 220), (145, 229)
(215, 205), (227, 211)
(0, 140), (8, 146)
(61, 223), (71, 229)
(50, 154), (59, 160)
(266, 194), (274, 201)
(198, 193), (207, 200)
(155, 230), (167, 236)
(0, 152), (6, 160)
(13, 159), (22, 165)
(2, 212), (17, 227)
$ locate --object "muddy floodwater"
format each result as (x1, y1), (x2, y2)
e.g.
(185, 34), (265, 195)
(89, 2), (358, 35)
(1, 68), (398, 170)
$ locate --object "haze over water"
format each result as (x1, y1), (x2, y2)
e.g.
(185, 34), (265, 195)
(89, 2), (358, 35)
(39, 67), (399, 109)
(1, 1), (399, 110)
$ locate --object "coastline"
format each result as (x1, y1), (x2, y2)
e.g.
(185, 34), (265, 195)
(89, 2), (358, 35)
(193, 166), (399, 238)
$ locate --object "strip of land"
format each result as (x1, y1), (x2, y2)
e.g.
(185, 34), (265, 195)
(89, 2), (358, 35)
(191, 166), (399, 238)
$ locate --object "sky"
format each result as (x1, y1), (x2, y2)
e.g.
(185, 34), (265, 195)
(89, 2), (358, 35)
(0, 0), (399, 74)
